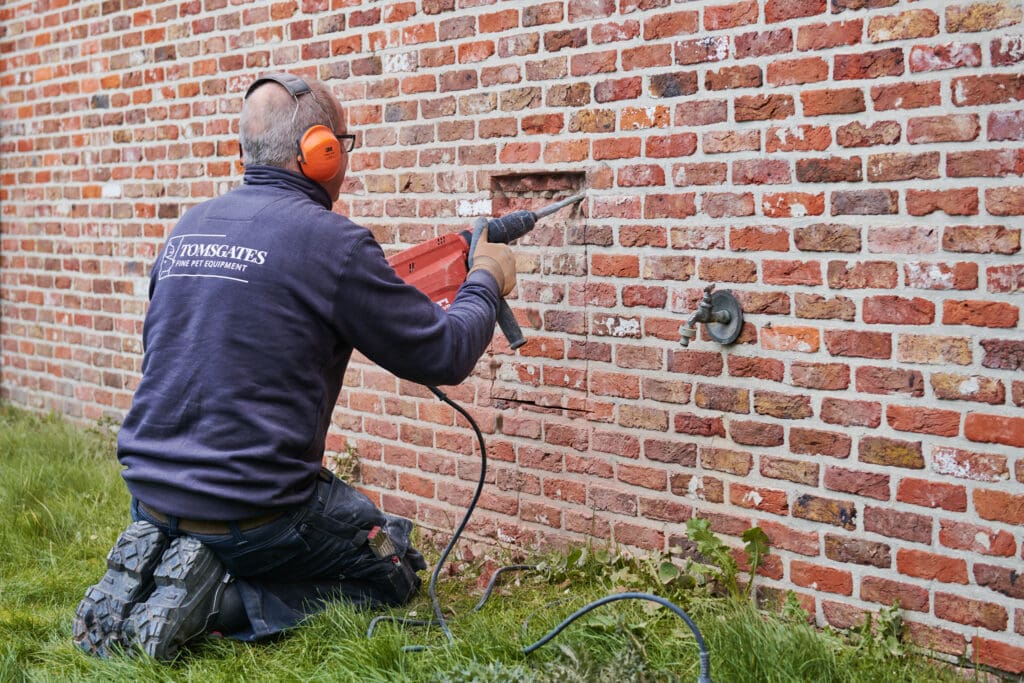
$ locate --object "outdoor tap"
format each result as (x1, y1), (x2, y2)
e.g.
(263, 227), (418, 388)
(679, 284), (744, 347)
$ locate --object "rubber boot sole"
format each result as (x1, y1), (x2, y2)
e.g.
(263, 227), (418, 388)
(73, 521), (168, 657)
(122, 535), (227, 661)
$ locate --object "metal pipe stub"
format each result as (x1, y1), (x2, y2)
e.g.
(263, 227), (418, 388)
(705, 288), (744, 345)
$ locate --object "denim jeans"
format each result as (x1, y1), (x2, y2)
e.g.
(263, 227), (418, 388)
(131, 469), (425, 641)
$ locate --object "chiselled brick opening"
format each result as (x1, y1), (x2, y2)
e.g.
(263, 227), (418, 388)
(490, 172), (586, 218)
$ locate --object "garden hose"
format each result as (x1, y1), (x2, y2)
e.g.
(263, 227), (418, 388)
(367, 386), (714, 682)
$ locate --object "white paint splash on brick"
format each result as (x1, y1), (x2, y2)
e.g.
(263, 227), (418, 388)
(906, 262), (953, 288)
(974, 532), (991, 551)
(998, 36), (1024, 61)
(457, 199), (491, 217)
(102, 182), (122, 199)
(383, 52), (415, 73)
(744, 489), (763, 506)
(932, 446), (971, 479)
(958, 377), (980, 395)
(603, 317), (640, 337)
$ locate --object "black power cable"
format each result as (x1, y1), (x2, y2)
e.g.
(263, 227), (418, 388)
(367, 386), (714, 682)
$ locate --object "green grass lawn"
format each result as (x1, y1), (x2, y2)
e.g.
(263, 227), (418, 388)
(0, 404), (978, 682)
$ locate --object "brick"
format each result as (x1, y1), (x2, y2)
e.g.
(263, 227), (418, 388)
(931, 373), (1005, 404)
(791, 362), (851, 391)
(942, 522), (1016, 557)
(822, 398), (882, 428)
(765, 325), (819, 352)
(904, 261), (978, 290)
(993, 35), (1024, 66)
(730, 482), (789, 515)
(729, 420), (785, 447)
(907, 114), (980, 143)
(825, 534), (890, 568)
(871, 81), (941, 110)
(734, 94), (795, 122)
(791, 560), (853, 595)
(855, 367), (924, 397)
(824, 466), (889, 500)
(897, 334), (973, 365)
(796, 156), (861, 183)
(644, 439), (697, 465)
(832, 189), (899, 216)
(897, 477), (968, 511)
(793, 224), (860, 252)
(828, 260), (898, 288)
(705, 65), (762, 90)
(762, 191), (825, 217)
(974, 488), (1024, 524)
(786, 428), (851, 458)
(838, 121), (901, 148)
(765, 0), (825, 23)
(868, 152), (940, 181)
(944, 225), (1021, 254)
(824, 330), (891, 359)
(705, 1), (758, 30)
(909, 42), (982, 72)
(887, 405), (961, 437)
(864, 506), (932, 543)
(761, 456), (820, 486)
(754, 391), (812, 419)
(899, 548), (969, 584)
(987, 264), (1024, 292)
(932, 446), (1009, 482)
(694, 383), (749, 413)
(592, 20), (640, 44)
(833, 48), (904, 80)
(972, 637), (1024, 675)
(859, 436), (924, 469)
(869, 10), (939, 42)
(947, 1), (1023, 33)
(736, 28), (793, 58)
(642, 10), (698, 39)
(952, 73), (1024, 106)
(987, 186), (1024, 215)
(904, 622), (967, 657)
(860, 576), (929, 612)
(590, 485), (637, 515)
(797, 19), (862, 51)
(727, 355), (785, 382)
(801, 88), (865, 116)
(864, 296), (935, 325)
(767, 125), (832, 152)
(943, 300), (1019, 328)
(981, 339), (1024, 370)
(935, 593), (1007, 631)
(975, 562), (1024, 597)
(793, 494), (857, 530)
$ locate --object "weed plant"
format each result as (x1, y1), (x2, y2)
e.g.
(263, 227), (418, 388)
(0, 404), (979, 682)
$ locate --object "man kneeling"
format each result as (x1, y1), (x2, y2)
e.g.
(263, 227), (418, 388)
(73, 71), (514, 659)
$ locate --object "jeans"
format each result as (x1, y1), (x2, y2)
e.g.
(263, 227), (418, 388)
(131, 469), (425, 641)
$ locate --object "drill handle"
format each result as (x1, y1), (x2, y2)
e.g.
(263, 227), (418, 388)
(468, 218), (527, 350)
(486, 210), (535, 244)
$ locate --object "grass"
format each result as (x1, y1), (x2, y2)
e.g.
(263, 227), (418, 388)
(0, 403), (984, 682)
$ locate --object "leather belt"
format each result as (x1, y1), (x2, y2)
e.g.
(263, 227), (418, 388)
(139, 502), (286, 535)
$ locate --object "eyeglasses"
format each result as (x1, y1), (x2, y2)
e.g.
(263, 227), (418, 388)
(335, 133), (356, 152)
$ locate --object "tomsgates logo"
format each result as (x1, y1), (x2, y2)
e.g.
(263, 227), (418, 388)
(159, 234), (269, 283)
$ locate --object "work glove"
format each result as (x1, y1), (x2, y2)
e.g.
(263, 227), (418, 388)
(469, 226), (517, 297)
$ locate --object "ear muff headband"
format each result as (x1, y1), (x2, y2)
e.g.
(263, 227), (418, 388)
(244, 73), (342, 183)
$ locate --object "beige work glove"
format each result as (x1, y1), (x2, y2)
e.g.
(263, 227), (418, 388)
(469, 226), (517, 297)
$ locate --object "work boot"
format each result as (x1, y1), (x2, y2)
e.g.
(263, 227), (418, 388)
(121, 535), (229, 661)
(73, 521), (169, 657)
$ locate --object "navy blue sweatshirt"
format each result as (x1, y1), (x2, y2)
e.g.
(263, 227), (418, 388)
(118, 166), (500, 520)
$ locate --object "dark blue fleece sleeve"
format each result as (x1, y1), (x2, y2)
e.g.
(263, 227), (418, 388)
(331, 234), (500, 386)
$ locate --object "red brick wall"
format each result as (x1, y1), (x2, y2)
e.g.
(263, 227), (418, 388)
(2, 0), (1023, 672)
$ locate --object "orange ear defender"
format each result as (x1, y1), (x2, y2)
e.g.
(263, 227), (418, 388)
(297, 124), (341, 183)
